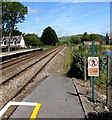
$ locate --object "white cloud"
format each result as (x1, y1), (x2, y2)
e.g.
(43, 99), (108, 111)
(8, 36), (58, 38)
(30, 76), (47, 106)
(28, 7), (39, 13)
(35, 17), (43, 22)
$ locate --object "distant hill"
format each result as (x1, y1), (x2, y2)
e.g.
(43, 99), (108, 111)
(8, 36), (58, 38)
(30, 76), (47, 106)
(59, 34), (82, 41)
(59, 34), (106, 45)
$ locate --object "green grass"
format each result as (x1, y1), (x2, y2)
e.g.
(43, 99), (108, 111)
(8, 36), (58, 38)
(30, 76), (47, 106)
(39, 45), (58, 50)
(62, 47), (73, 73)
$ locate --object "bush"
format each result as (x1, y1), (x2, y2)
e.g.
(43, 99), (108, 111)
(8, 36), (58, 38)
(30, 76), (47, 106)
(67, 45), (107, 87)
(67, 45), (91, 79)
(24, 34), (43, 47)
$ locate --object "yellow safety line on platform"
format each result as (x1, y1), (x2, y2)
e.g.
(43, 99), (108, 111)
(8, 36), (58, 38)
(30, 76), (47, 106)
(30, 103), (42, 120)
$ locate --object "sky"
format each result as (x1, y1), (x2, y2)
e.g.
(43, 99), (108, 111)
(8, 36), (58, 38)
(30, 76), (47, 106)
(17, 1), (110, 37)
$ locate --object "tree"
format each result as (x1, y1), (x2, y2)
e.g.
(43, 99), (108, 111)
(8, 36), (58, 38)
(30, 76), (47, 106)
(89, 34), (99, 41)
(2, 2), (28, 36)
(24, 34), (43, 47)
(81, 32), (104, 44)
(81, 32), (89, 43)
(40, 26), (58, 46)
(2, 1), (28, 51)
(105, 33), (109, 45)
(70, 36), (81, 44)
(11, 29), (22, 36)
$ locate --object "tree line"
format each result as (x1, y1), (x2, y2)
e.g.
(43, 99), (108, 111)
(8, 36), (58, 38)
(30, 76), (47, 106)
(24, 26), (58, 47)
(59, 32), (111, 45)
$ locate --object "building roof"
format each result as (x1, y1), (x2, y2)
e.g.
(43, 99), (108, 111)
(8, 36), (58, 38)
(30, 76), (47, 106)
(0, 36), (23, 43)
(12, 36), (23, 43)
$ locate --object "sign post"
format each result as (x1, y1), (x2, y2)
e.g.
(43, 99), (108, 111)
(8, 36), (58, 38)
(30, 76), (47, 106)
(88, 40), (99, 101)
(92, 40), (95, 101)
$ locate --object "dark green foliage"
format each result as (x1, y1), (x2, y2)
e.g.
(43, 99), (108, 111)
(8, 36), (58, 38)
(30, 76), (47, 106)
(11, 29), (22, 36)
(81, 32), (105, 44)
(24, 34), (43, 47)
(70, 36), (82, 44)
(67, 52), (84, 78)
(59, 35), (82, 45)
(2, 2), (28, 35)
(67, 45), (91, 79)
(40, 26), (58, 46)
(59, 33), (105, 46)
(81, 32), (90, 43)
(110, 40), (112, 45)
(67, 45), (107, 87)
(92, 46), (107, 86)
(105, 33), (109, 45)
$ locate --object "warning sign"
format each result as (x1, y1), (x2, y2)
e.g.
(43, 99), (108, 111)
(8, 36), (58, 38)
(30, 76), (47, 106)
(88, 57), (99, 76)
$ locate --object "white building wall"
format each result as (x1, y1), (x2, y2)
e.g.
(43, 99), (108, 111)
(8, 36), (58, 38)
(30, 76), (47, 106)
(0, 36), (26, 48)
(20, 36), (25, 48)
(1, 41), (7, 46)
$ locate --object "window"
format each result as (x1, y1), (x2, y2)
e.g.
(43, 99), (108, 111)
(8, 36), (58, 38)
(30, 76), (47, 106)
(4, 41), (6, 45)
(14, 41), (16, 45)
(17, 41), (20, 44)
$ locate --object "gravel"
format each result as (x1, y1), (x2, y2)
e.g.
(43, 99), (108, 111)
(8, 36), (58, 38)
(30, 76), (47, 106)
(0, 49), (55, 82)
(0, 47), (65, 109)
(72, 78), (107, 113)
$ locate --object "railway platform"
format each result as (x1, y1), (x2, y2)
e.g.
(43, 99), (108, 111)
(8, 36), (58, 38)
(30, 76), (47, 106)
(0, 48), (42, 61)
(7, 75), (85, 119)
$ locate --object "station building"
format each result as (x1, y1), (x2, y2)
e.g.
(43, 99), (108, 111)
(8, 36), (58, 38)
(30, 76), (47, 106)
(0, 35), (26, 50)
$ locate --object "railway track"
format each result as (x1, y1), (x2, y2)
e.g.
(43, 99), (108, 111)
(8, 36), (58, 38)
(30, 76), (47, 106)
(0, 51), (41, 70)
(0, 47), (58, 82)
(0, 48), (57, 70)
(0, 46), (64, 111)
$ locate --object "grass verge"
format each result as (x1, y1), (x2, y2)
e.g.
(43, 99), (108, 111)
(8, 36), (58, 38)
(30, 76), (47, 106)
(62, 47), (73, 74)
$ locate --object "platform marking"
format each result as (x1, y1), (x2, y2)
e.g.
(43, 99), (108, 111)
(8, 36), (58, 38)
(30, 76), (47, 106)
(30, 103), (42, 120)
(0, 101), (39, 117)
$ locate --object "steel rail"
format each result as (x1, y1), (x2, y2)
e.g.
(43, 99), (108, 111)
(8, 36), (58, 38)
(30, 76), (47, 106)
(11, 46), (64, 99)
(0, 51), (42, 70)
(0, 46), (64, 113)
(0, 47), (56, 70)
(0, 50), (40, 65)
(0, 46), (63, 86)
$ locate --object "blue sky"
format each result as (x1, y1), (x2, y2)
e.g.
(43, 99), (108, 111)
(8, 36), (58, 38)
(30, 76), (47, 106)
(17, 1), (110, 37)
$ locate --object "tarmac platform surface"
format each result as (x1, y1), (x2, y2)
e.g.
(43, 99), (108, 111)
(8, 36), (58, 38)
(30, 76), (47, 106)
(9, 75), (85, 119)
